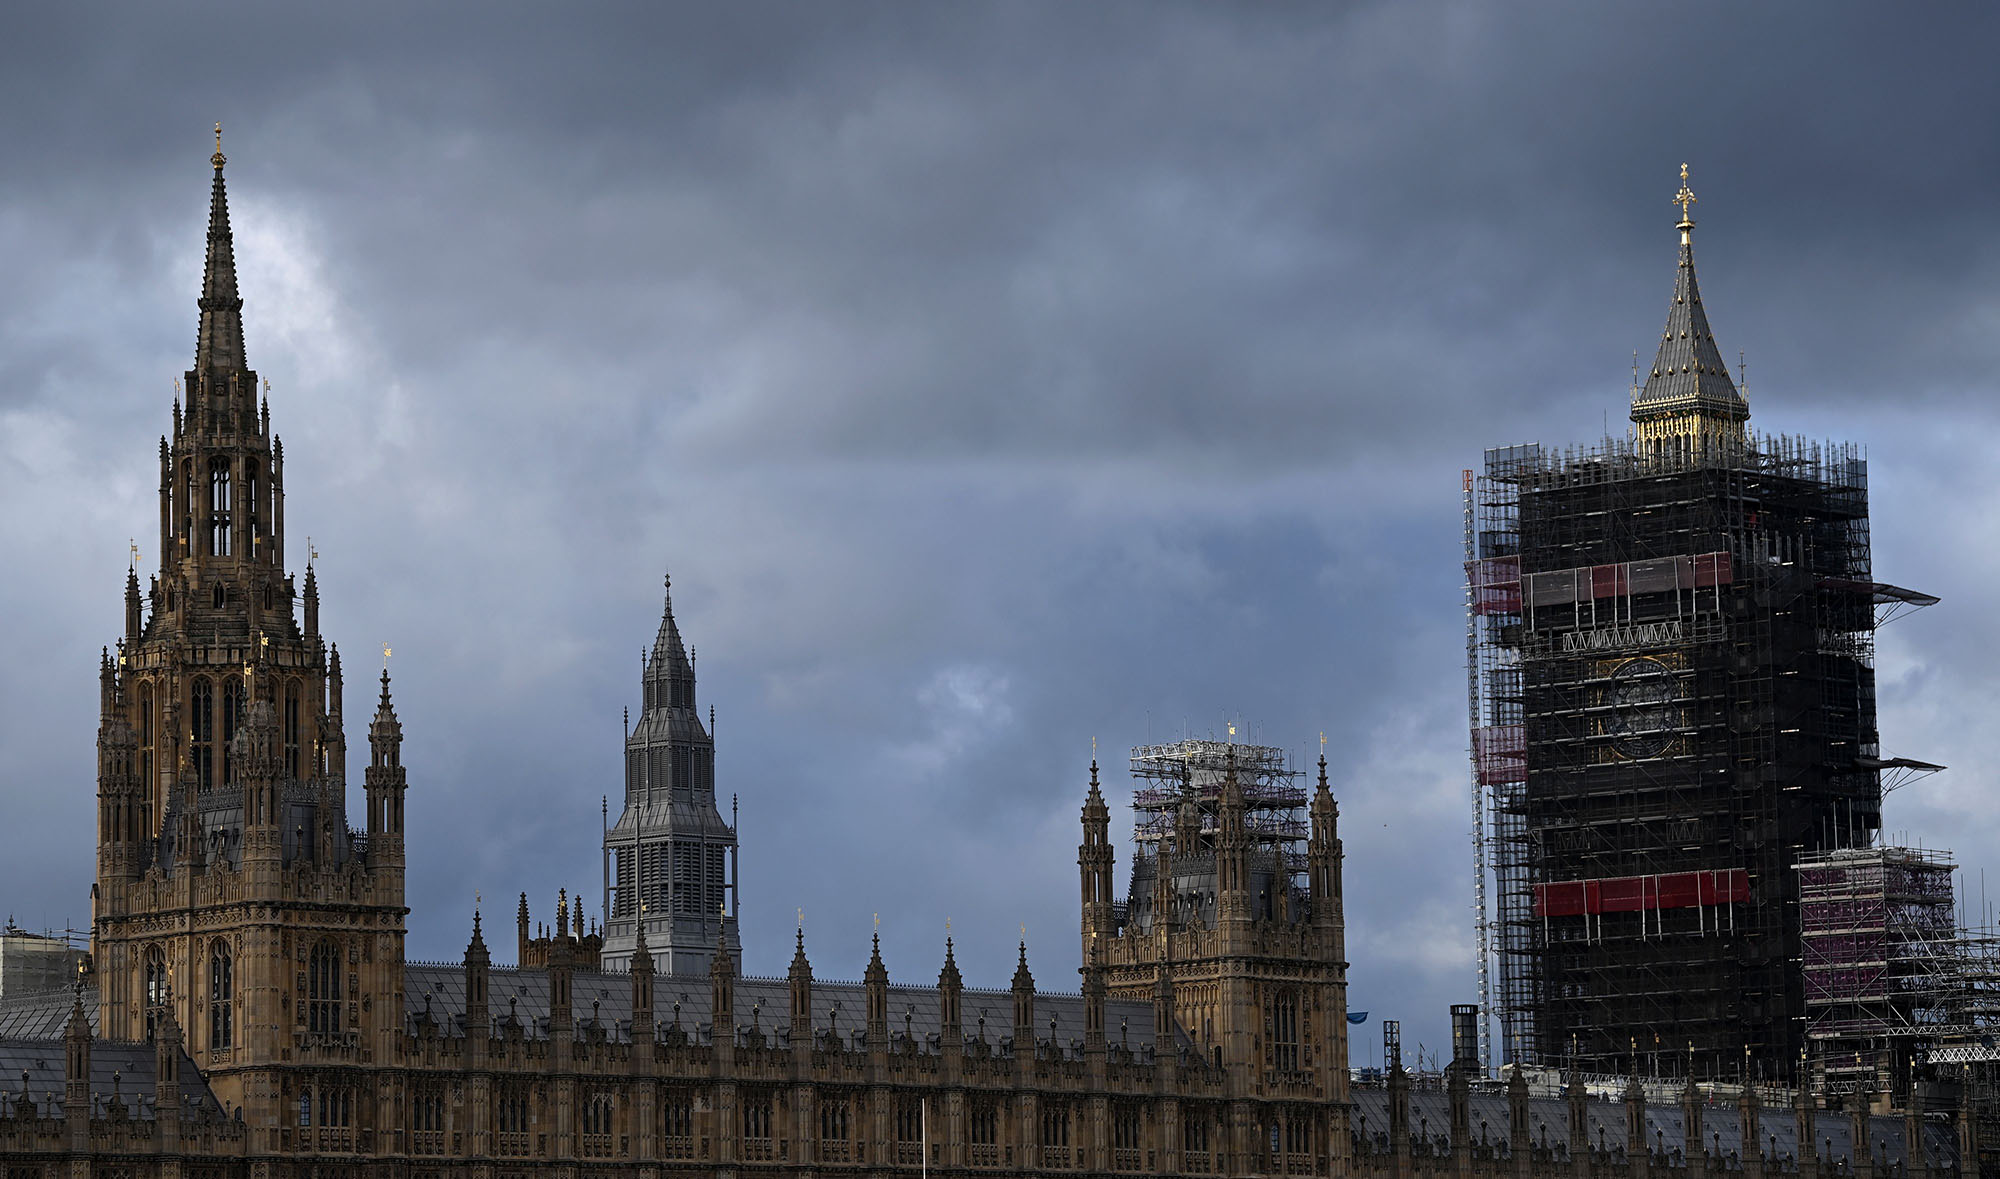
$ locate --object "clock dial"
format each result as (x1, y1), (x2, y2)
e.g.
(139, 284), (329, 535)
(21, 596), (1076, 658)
(1605, 656), (1682, 759)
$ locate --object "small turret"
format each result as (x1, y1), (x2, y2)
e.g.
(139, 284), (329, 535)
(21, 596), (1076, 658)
(466, 907), (491, 1061)
(517, 892), (531, 965)
(126, 566), (144, 641)
(1078, 759), (1115, 949)
(64, 985), (91, 1137)
(938, 936), (963, 1050)
(364, 669), (406, 844)
(155, 987), (183, 1146)
(788, 926), (813, 1048)
(631, 918), (654, 1047)
(1011, 941), (1035, 1059)
(549, 891), (575, 1066)
(709, 922), (736, 1056)
(864, 929), (889, 1050)
(302, 562), (319, 643)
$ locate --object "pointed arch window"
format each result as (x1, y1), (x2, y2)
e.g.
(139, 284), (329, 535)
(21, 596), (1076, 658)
(144, 945), (168, 1040)
(283, 680), (302, 780)
(191, 677), (214, 792)
(180, 461), (195, 555)
(208, 458), (232, 557)
(208, 940), (233, 1050)
(308, 940), (341, 1036)
(1271, 987), (1300, 1072)
(221, 678), (243, 787)
(137, 681), (155, 811)
(244, 459), (261, 553)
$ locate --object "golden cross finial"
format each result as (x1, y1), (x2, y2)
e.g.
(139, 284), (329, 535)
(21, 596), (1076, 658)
(211, 123), (225, 171)
(1673, 163), (1698, 223)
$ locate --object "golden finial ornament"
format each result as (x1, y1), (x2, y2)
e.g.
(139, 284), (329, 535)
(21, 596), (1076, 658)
(382, 641), (392, 670)
(211, 123), (226, 171)
(1673, 163), (1698, 244)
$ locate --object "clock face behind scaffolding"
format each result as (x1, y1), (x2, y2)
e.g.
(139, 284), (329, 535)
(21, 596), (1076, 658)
(1604, 656), (1683, 760)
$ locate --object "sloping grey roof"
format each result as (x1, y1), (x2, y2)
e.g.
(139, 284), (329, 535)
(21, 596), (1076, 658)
(0, 1038), (227, 1122)
(405, 963), (1168, 1057)
(1349, 1088), (1954, 1170)
(0, 986), (94, 1040)
(1633, 231), (1747, 418)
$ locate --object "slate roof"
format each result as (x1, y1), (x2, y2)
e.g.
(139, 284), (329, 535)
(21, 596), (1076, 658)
(1350, 1088), (1955, 1171)
(0, 1037), (226, 1122)
(0, 985), (94, 1040)
(404, 963), (1171, 1057)
(1633, 226), (1748, 421)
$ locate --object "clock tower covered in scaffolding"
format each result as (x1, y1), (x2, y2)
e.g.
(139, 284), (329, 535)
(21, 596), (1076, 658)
(1464, 167), (1937, 1079)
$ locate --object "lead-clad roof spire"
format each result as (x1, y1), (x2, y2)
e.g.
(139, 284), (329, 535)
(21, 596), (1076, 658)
(651, 570), (688, 668)
(196, 123), (247, 373)
(1632, 164), (1747, 426)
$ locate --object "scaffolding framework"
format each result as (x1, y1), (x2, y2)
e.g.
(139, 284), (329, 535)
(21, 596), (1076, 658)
(1129, 739), (1309, 896)
(1467, 432), (1890, 1079)
(1800, 847), (2000, 1100)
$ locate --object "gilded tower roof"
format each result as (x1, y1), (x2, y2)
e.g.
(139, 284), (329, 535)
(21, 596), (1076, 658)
(1631, 165), (1747, 426)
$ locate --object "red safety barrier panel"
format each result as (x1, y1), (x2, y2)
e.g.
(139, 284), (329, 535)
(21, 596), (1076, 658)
(1533, 869), (1749, 918)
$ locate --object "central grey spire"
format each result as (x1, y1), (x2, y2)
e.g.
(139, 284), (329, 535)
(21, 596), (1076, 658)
(602, 569), (739, 975)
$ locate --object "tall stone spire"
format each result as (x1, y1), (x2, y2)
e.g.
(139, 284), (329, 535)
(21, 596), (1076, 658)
(1632, 164), (1749, 452)
(195, 124), (246, 374)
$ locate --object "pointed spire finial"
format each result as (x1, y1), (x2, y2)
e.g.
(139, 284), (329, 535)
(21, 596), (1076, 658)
(1673, 163), (1700, 248)
(211, 122), (225, 171)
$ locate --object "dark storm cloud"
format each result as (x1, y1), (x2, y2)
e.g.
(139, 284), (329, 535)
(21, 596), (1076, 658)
(2, 3), (1998, 1058)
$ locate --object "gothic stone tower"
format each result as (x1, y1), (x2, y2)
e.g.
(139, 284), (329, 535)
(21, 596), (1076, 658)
(91, 135), (410, 1140)
(1083, 742), (1351, 1168)
(600, 574), (740, 974)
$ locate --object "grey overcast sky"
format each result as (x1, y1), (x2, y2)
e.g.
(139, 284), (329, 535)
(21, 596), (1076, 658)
(3, 3), (1998, 1062)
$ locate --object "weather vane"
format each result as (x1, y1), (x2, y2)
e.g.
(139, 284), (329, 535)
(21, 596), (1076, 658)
(129, 539), (141, 570)
(382, 642), (392, 670)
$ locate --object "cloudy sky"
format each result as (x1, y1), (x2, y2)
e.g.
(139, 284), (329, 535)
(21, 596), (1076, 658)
(3, 3), (1999, 1065)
